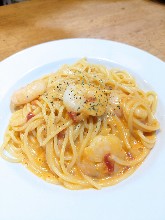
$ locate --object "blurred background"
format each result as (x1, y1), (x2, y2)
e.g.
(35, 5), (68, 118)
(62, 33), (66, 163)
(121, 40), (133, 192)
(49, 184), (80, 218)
(0, 0), (164, 61)
(1, 0), (165, 5)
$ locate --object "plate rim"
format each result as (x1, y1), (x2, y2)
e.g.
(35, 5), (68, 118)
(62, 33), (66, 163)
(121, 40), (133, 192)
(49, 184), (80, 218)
(1, 38), (165, 63)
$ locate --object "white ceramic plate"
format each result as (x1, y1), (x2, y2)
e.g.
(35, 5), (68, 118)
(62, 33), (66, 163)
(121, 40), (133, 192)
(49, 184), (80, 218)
(0, 39), (165, 220)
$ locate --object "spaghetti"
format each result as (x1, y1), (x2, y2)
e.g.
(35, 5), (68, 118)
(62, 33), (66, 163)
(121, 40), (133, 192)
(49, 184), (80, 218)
(0, 59), (159, 189)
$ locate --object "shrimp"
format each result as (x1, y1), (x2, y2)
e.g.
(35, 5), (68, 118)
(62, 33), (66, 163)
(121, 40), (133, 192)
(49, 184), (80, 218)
(107, 90), (123, 117)
(134, 107), (148, 121)
(84, 135), (125, 162)
(79, 135), (126, 178)
(63, 84), (108, 117)
(11, 80), (47, 106)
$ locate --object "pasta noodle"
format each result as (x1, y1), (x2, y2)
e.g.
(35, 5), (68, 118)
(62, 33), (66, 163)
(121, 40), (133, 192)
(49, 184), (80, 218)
(0, 59), (159, 189)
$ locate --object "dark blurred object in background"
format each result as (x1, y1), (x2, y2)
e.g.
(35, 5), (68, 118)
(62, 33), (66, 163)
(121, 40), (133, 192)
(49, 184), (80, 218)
(150, 0), (165, 3)
(0, 0), (26, 5)
(0, 0), (11, 5)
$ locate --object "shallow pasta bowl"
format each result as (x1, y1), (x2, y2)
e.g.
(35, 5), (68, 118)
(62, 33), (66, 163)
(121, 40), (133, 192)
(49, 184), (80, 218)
(0, 38), (165, 220)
